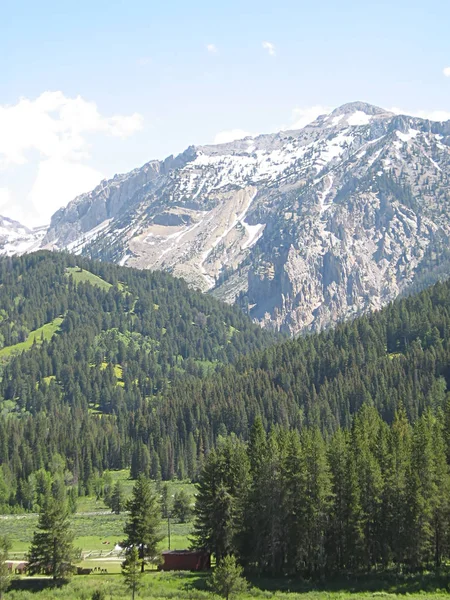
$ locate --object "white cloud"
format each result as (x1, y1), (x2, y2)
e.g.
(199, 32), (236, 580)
(0, 188), (29, 225)
(290, 105), (331, 129)
(390, 106), (450, 122)
(262, 41), (276, 56)
(0, 188), (11, 210)
(137, 57), (152, 66)
(213, 129), (253, 144)
(443, 67), (450, 77)
(0, 91), (143, 168)
(0, 91), (143, 226)
(28, 159), (103, 225)
(206, 44), (218, 54)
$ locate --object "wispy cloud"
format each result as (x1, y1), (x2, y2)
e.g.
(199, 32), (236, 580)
(137, 57), (152, 66)
(213, 129), (253, 144)
(262, 41), (276, 56)
(391, 106), (450, 121)
(0, 188), (11, 211)
(443, 67), (450, 77)
(290, 105), (331, 129)
(206, 44), (218, 54)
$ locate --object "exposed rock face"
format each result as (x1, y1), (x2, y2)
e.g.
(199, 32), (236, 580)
(40, 101), (450, 335)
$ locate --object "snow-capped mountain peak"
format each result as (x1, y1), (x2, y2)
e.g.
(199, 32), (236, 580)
(7, 101), (450, 335)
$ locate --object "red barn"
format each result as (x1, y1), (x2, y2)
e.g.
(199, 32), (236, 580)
(161, 550), (210, 571)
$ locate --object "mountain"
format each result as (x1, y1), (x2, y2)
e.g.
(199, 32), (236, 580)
(0, 215), (46, 256)
(36, 101), (450, 334)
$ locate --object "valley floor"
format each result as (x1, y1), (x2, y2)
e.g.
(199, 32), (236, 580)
(5, 570), (450, 600)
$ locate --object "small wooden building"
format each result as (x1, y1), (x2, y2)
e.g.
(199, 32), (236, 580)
(161, 550), (210, 571)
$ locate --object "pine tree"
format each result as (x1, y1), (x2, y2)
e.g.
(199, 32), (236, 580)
(327, 429), (363, 572)
(172, 489), (192, 523)
(0, 536), (11, 600)
(27, 493), (75, 580)
(208, 554), (248, 600)
(351, 406), (384, 570)
(111, 481), (126, 515)
(429, 411), (450, 568)
(192, 436), (250, 564)
(379, 404), (411, 567)
(123, 476), (162, 572)
(121, 546), (143, 600)
(300, 428), (332, 576)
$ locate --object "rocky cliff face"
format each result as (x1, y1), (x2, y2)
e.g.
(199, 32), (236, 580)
(40, 101), (450, 335)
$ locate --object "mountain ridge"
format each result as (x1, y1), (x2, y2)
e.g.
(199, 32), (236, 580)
(3, 101), (450, 335)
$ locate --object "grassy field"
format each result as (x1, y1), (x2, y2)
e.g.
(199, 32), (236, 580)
(3, 473), (195, 560)
(0, 317), (63, 361)
(65, 267), (112, 290)
(5, 570), (450, 600)
(3, 472), (449, 599)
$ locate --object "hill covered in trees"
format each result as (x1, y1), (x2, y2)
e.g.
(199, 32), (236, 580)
(0, 251), (275, 511)
(1, 250), (450, 519)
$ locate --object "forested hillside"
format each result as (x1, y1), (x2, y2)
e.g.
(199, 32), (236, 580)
(157, 277), (450, 439)
(0, 252), (274, 511)
(1, 250), (450, 518)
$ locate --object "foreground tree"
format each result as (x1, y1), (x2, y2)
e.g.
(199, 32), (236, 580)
(122, 546), (143, 600)
(192, 436), (250, 564)
(123, 475), (162, 572)
(0, 536), (12, 600)
(27, 494), (75, 581)
(209, 554), (248, 600)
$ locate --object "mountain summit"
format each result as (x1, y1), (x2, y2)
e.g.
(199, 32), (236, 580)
(4, 102), (450, 334)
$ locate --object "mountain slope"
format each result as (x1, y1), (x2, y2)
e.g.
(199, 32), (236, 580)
(0, 216), (46, 256)
(41, 102), (450, 334)
(0, 251), (274, 373)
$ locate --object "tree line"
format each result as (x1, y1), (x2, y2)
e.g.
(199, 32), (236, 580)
(2, 252), (450, 518)
(193, 403), (450, 576)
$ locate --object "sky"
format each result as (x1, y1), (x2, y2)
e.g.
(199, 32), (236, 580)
(1, 0), (450, 227)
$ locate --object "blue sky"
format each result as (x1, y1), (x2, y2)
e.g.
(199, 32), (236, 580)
(1, 0), (450, 226)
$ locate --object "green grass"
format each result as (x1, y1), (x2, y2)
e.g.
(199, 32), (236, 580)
(66, 267), (112, 290)
(5, 570), (450, 600)
(0, 318), (63, 361)
(387, 352), (403, 360)
(3, 472), (196, 560)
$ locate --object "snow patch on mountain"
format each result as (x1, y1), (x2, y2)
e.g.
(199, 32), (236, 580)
(0, 217), (46, 256)
(20, 101), (450, 335)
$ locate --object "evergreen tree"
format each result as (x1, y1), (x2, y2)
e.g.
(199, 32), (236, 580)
(172, 489), (192, 523)
(0, 536), (11, 600)
(379, 404), (411, 567)
(208, 554), (248, 600)
(123, 476), (162, 572)
(111, 481), (126, 515)
(327, 429), (363, 572)
(27, 493), (75, 581)
(192, 437), (249, 563)
(121, 546), (143, 600)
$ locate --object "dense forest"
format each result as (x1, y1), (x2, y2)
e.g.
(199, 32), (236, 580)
(193, 406), (450, 576)
(1, 250), (450, 526)
(0, 252), (274, 510)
